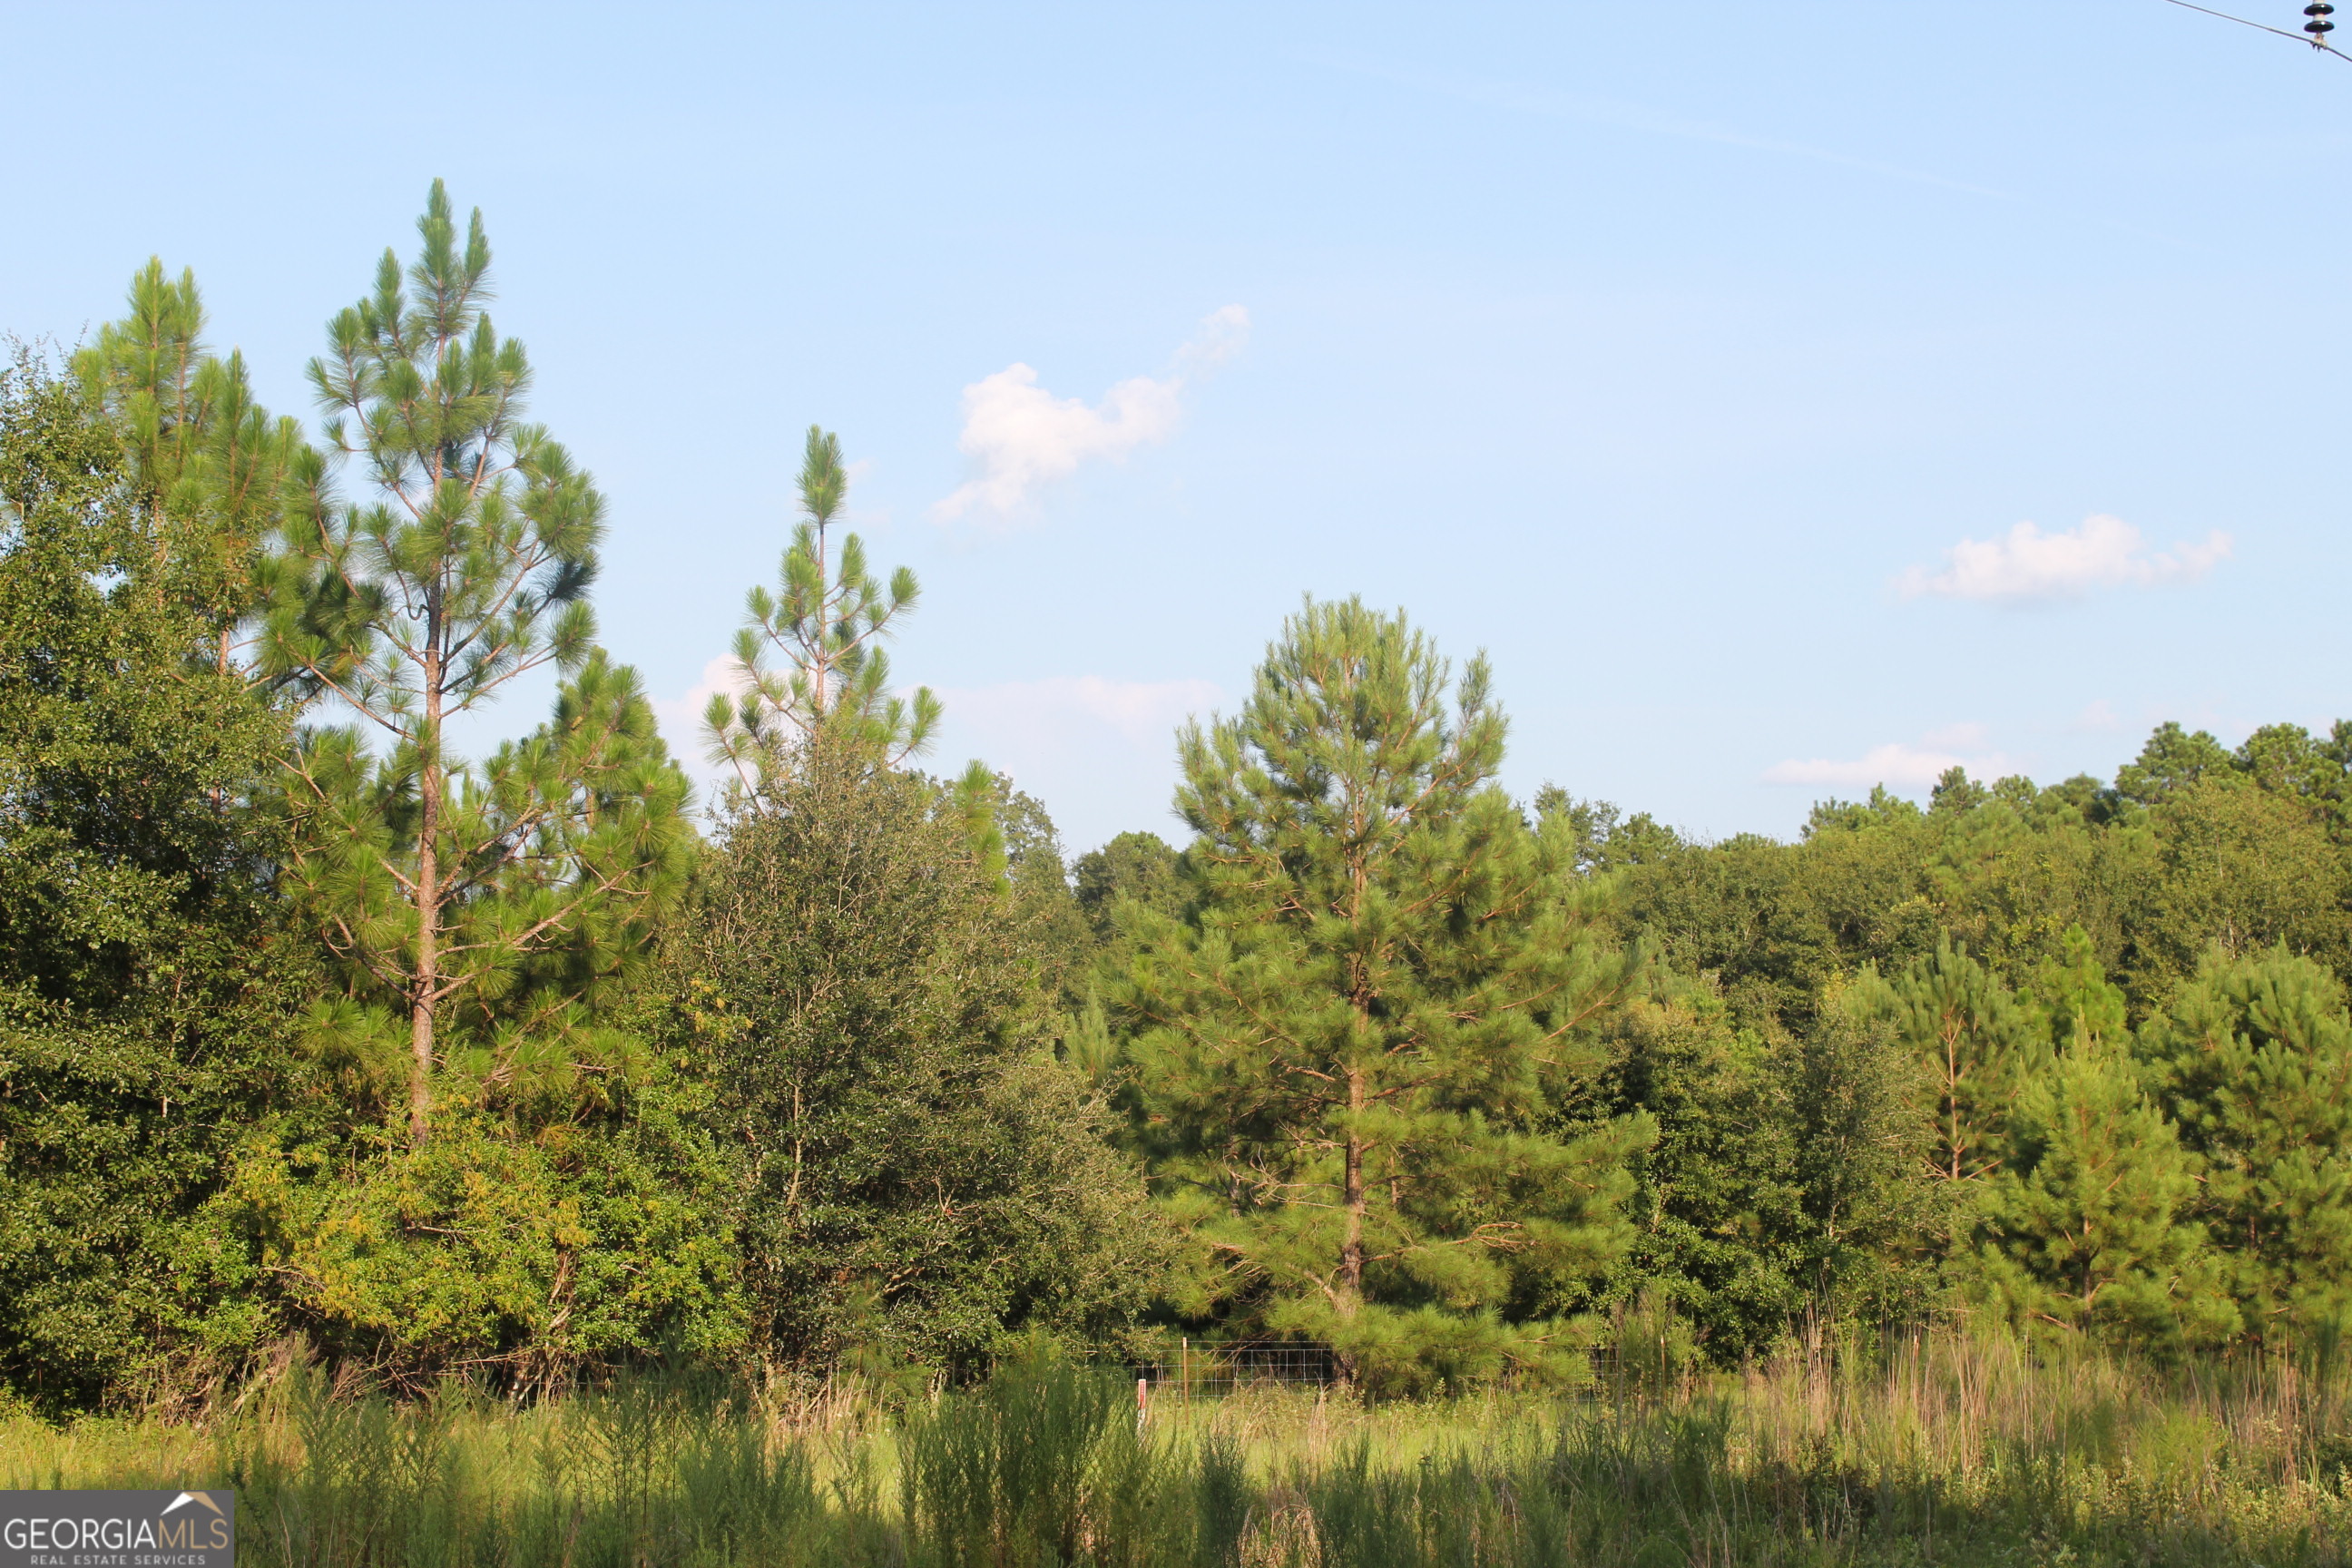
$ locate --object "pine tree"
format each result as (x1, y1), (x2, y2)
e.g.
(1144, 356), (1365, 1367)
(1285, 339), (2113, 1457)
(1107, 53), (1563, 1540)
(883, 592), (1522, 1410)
(702, 426), (937, 805)
(2147, 947), (2352, 1344)
(2030, 925), (2130, 1051)
(71, 260), (303, 669)
(1972, 1016), (2236, 1354)
(1114, 597), (1650, 1390)
(1886, 936), (2043, 1191)
(254, 181), (690, 1141)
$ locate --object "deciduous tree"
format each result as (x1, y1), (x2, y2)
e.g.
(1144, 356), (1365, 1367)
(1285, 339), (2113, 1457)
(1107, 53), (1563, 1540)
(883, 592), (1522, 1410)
(0, 352), (306, 1409)
(683, 745), (1166, 1370)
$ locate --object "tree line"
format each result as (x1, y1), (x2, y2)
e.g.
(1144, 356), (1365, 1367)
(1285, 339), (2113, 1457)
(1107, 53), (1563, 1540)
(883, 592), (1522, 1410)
(5, 183), (2351, 1413)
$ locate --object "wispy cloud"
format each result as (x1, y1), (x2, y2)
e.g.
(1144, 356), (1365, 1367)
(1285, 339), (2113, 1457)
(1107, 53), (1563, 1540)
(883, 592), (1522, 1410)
(651, 662), (1222, 837)
(651, 654), (749, 799)
(1897, 514), (2232, 604)
(936, 674), (1222, 750)
(932, 306), (1250, 524)
(1764, 723), (2021, 790)
(2071, 699), (2123, 733)
(934, 674), (1223, 848)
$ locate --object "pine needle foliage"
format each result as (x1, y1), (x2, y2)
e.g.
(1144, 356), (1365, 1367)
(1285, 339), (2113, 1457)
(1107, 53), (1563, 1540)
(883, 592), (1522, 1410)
(703, 426), (938, 808)
(1972, 958), (2239, 1356)
(2147, 947), (2352, 1344)
(1886, 937), (2043, 1191)
(70, 260), (305, 671)
(1116, 596), (1651, 1392)
(251, 181), (691, 1141)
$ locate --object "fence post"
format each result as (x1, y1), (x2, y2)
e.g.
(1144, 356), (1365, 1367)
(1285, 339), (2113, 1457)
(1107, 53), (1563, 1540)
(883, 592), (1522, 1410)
(1181, 1338), (1188, 1404)
(1136, 1376), (1151, 1432)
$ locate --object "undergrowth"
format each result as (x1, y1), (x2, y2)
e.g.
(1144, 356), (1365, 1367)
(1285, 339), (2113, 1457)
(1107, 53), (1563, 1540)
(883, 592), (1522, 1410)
(8, 1330), (2352, 1565)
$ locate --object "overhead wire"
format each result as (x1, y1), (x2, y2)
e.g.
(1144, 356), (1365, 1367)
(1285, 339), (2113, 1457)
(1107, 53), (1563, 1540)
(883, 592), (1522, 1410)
(2157, 0), (2352, 59)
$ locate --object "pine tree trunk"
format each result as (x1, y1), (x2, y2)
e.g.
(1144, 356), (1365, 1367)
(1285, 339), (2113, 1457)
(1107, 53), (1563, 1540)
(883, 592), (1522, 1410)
(1339, 1066), (1366, 1311)
(1945, 1020), (1964, 1182)
(812, 521), (830, 719)
(409, 652), (442, 1144)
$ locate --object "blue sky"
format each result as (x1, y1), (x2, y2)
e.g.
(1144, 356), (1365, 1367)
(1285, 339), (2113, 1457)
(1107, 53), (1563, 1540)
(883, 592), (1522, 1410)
(6, 2), (2348, 851)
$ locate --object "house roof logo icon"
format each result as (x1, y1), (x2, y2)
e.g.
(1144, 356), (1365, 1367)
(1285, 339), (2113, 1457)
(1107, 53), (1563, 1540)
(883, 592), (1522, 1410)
(160, 1494), (226, 1519)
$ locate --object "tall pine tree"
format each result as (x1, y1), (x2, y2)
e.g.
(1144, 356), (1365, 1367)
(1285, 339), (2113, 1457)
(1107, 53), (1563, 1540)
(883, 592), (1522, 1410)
(1888, 937), (2042, 1191)
(1116, 597), (1649, 1390)
(254, 181), (690, 1140)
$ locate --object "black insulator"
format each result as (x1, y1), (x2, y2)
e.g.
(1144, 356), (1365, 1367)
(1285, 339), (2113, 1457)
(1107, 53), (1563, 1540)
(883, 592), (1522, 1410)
(2310, 17), (2337, 34)
(2309, 2), (2336, 15)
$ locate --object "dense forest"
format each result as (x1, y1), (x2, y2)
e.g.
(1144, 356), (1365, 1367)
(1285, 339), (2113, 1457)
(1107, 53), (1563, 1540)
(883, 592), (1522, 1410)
(9, 183), (2352, 1415)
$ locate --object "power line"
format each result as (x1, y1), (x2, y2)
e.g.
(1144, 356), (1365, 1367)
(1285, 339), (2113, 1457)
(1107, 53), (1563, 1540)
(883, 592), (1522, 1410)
(2158, 0), (2352, 59)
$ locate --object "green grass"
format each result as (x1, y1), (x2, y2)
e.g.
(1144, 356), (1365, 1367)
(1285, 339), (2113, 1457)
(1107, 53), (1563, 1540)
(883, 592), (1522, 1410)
(8, 1330), (2352, 1565)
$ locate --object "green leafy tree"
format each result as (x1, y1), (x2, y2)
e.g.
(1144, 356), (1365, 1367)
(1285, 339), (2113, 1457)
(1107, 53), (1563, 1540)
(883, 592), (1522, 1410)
(1527, 788), (1682, 876)
(2132, 777), (2351, 995)
(1618, 809), (1937, 1041)
(2147, 948), (2352, 1344)
(1562, 986), (1812, 1363)
(681, 744), (1168, 1371)
(1074, 830), (1185, 947)
(1786, 975), (1936, 1315)
(0, 352), (306, 1409)
(1116, 597), (1651, 1390)
(253, 181), (691, 1141)
(226, 1078), (742, 1390)
(702, 426), (938, 805)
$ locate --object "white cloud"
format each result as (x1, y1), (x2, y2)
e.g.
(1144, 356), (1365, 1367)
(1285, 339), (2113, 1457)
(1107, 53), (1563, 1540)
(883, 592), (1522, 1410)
(1174, 303), (1251, 368)
(1896, 514), (2231, 603)
(1763, 729), (2021, 790)
(932, 306), (1250, 523)
(652, 654), (747, 776)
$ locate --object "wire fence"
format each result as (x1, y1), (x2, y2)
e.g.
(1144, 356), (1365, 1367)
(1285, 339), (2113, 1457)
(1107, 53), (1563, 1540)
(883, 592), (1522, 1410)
(1133, 1341), (1338, 1404)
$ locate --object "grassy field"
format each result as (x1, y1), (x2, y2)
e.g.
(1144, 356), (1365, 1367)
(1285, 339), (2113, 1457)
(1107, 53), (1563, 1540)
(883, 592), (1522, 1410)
(8, 1330), (2352, 1566)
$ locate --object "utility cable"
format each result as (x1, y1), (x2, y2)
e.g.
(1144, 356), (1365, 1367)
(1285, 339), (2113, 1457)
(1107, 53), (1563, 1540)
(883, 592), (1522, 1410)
(2158, 0), (2352, 59)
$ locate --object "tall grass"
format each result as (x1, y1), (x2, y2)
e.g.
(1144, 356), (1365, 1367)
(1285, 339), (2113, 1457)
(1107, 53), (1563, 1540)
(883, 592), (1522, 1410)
(7, 1329), (2352, 1565)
